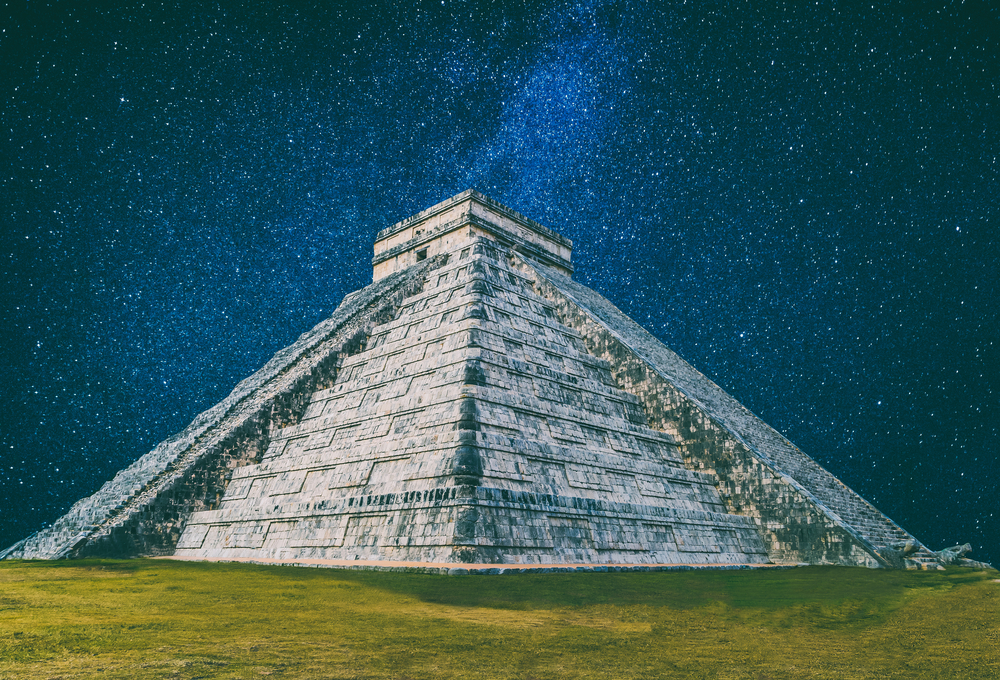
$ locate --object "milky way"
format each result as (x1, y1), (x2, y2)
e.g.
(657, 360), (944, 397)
(2, 1), (997, 564)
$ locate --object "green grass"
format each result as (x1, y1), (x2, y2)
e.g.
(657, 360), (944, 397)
(1, 559), (998, 679)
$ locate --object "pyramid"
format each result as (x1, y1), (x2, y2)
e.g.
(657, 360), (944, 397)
(4, 191), (938, 569)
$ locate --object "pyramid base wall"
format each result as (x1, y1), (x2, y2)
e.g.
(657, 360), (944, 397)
(175, 486), (770, 566)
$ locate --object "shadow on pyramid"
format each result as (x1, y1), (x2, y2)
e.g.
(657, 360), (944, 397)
(4, 191), (939, 571)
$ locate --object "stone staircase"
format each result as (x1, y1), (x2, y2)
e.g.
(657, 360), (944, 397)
(752, 441), (947, 568)
(904, 548), (943, 570)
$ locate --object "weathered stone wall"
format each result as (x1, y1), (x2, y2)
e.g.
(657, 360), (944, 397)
(5, 258), (441, 560)
(523, 259), (914, 567)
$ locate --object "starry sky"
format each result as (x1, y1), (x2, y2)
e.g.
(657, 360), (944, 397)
(2, 1), (997, 565)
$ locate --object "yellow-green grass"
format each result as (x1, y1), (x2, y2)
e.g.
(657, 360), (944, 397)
(1, 559), (997, 679)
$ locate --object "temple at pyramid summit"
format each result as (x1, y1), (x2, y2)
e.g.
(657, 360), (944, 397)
(4, 190), (973, 570)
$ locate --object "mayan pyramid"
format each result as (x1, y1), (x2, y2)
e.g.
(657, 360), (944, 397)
(4, 190), (940, 569)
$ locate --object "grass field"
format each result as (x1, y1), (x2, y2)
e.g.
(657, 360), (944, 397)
(0, 559), (997, 679)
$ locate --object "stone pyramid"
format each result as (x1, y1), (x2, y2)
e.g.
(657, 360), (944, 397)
(4, 190), (937, 569)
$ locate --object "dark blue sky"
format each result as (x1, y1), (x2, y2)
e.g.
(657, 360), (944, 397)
(2, 1), (997, 564)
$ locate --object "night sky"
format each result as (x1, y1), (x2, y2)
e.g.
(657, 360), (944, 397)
(2, 1), (997, 565)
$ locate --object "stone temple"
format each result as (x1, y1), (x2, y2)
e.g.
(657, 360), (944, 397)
(3, 190), (953, 570)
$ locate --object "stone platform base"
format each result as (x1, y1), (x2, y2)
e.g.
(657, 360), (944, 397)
(161, 554), (794, 575)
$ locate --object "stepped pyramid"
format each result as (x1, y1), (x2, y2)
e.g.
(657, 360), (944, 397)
(4, 190), (938, 569)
